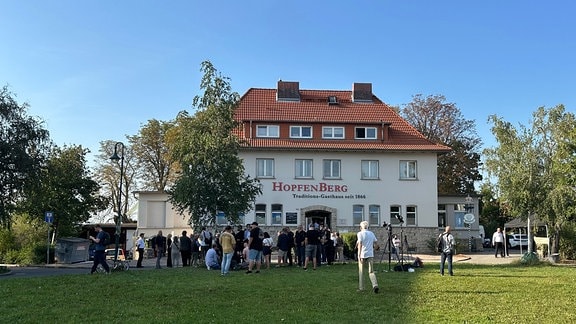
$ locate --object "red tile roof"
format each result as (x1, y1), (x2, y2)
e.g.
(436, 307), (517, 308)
(234, 87), (451, 153)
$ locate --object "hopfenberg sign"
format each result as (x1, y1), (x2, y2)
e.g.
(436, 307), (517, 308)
(272, 181), (348, 193)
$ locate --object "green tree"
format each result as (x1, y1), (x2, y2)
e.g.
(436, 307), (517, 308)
(401, 94), (483, 194)
(94, 140), (138, 223)
(0, 86), (51, 228)
(128, 119), (179, 191)
(168, 61), (261, 227)
(484, 105), (576, 254)
(478, 181), (512, 237)
(21, 145), (108, 238)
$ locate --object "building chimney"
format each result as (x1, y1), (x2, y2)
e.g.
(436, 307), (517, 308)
(382, 122), (391, 141)
(277, 80), (300, 101)
(352, 83), (373, 102)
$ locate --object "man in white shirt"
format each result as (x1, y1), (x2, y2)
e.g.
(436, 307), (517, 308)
(136, 233), (145, 268)
(356, 221), (379, 294)
(492, 228), (505, 258)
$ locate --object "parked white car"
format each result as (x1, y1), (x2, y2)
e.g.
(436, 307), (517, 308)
(508, 234), (528, 248)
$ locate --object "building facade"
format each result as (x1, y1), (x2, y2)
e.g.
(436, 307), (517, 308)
(136, 81), (483, 252)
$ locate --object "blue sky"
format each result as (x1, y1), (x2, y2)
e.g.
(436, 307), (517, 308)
(1, 1), (574, 166)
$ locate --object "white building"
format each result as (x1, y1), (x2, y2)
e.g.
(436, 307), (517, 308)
(137, 81), (483, 252)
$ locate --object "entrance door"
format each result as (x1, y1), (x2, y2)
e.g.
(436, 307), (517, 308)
(305, 210), (331, 229)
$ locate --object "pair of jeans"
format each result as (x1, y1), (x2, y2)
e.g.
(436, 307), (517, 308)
(156, 249), (163, 269)
(91, 250), (109, 273)
(440, 252), (453, 275)
(221, 252), (233, 274)
(296, 245), (306, 266)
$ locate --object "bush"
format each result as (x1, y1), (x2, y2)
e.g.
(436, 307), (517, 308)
(32, 244), (55, 264)
(341, 232), (357, 260)
(560, 224), (576, 260)
(0, 228), (17, 254)
(1, 249), (22, 264)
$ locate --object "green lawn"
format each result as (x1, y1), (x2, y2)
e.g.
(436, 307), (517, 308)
(1, 262), (574, 323)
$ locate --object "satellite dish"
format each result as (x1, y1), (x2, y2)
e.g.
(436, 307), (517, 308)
(463, 213), (475, 224)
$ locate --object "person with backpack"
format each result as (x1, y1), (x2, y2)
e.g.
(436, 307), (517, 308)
(89, 224), (110, 274)
(200, 227), (212, 259)
(438, 226), (455, 276)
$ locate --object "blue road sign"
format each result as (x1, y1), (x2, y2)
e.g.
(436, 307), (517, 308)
(45, 211), (54, 224)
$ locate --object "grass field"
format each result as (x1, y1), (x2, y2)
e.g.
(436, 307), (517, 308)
(1, 261), (574, 323)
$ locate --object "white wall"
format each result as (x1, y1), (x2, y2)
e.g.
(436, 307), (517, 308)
(136, 191), (190, 237)
(136, 150), (441, 232)
(240, 150), (439, 228)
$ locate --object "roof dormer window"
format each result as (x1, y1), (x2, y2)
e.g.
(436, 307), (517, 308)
(355, 127), (377, 139)
(256, 125), (279, 138)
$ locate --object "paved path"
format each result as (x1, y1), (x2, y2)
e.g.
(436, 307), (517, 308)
(1, 249), (529, 278)
(412, 250), (522, 265)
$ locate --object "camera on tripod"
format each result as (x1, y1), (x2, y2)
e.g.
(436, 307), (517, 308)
(382, 221), (392, 231)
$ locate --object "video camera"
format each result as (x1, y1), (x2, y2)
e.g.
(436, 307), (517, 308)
(382, 221), (392, 231)
(383, 214), (404, 227)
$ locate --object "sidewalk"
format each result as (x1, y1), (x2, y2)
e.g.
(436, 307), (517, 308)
(32, 256), (161, 270)
(32, 250), (523, 270)
(411, 250), (522, 265)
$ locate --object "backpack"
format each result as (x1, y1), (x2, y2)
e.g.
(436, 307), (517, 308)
(102, 232), (111, 246)
(436, 234), (444, 253)
(203, 231), (212, 247)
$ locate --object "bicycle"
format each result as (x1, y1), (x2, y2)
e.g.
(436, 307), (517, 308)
(96, 259), (130, 273)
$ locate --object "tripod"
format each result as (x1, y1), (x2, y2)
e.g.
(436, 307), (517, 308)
(403, 234), (413, 261)
(397, 222), (405, 268)
(379, 223), (393, 272)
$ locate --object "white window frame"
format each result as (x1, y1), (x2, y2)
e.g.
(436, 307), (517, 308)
(256, 125), (279, 138)
(390, 205), (402, 225)
(295, 159), (313, 179)
(361, 160), (379, 179)
(290, 126), (312, 139)
(406, 205), (417, 226)
(353, 205), (364, 225)
(323, 159), (341, 179)
(271, 204), (283, 225)
(454, 204), (466, 228)
(438, 204), (446, 228)
(256, 158), (275, 178)
(355, 127), (377, 139)
(322, 126), (345, 139)
(255, 204), (266, 225)
(399, 160), (417, 180)
(369, 205), (380, 226)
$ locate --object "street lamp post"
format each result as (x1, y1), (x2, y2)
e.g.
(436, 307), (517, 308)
(464, 194), (475, 252)
(110, 142), (125, 263)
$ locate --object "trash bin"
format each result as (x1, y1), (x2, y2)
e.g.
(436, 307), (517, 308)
(55, 238), (91, 263)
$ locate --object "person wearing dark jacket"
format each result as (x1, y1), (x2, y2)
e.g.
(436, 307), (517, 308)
(153, 230), (166, 269)
(294, 225), (306, 267)
(179, 230), (192, 266)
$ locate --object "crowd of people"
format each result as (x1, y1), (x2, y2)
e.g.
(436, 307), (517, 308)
(137, 222), (349, 275)
(99, 221), (429, 295)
